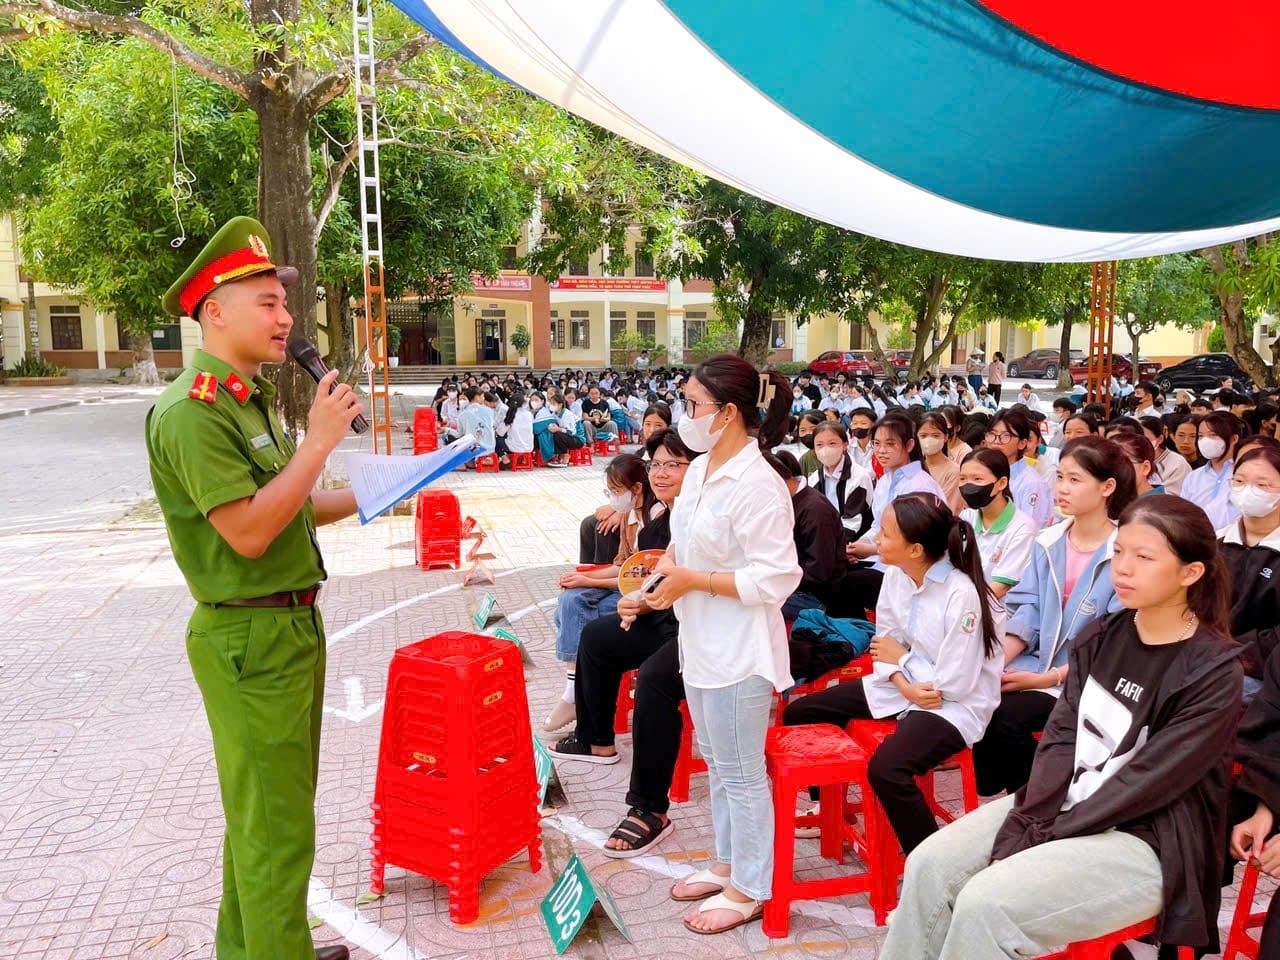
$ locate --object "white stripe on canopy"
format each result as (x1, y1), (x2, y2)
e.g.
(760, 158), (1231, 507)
(405, 0), (1280, 261)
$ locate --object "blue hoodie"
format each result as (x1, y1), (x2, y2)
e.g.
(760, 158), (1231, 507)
(1003, 517), (1124, 676)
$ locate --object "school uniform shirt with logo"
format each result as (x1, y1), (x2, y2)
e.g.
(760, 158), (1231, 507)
(960, 500), (1037, 630)
(861, 461), (948, 568)
(1009, 457), (1053, 528)
(863, 559), (1002, 745)
(1179, 459), (1239, 529)
(669, 442), (803, 692)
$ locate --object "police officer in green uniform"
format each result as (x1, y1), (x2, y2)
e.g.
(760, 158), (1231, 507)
(146, 217), (360, 960)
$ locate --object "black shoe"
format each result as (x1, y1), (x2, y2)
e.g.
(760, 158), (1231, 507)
(316, 947), (350, 960)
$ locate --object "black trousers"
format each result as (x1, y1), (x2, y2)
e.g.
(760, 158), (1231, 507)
(820, 565), (884, 619)
(782, 680), (965, 855)
(574, 612), (684, 815)
(578, 514), (621, 566)
(971, 689), (1056, 797)
(990, 383), (1003, 404)
(552, 432), (582, 453)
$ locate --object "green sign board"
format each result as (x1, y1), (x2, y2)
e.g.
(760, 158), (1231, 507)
(532, 735), (554, 807)
(472, 591), (497, 629)
(541, 855), (595, 955)
(494, 626), (534, 665)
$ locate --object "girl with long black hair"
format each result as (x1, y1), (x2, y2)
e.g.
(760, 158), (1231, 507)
(783, 492), (1002, 856)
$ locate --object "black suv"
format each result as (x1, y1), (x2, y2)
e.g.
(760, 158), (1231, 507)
(1155, 353), (1252, 394)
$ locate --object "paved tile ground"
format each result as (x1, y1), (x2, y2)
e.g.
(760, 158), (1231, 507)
(0, 394), (1271, 959)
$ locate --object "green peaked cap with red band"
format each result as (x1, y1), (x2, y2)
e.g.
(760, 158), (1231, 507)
(162, 216), (299, 318)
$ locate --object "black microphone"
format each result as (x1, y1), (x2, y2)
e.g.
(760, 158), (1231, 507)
(286, 336), (370, 434)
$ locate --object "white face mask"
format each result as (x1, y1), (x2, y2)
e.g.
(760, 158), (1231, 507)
(529, 400), (543, 411)
(1198, 436), (1227, 461)
(919, 436), (945, 457)
(815, 446), (845, 469)
(606, 489), (634, 514)
(458, 399), (469, 409)
(677, 407), (724, 453)
(1230, 484), (1280, 518)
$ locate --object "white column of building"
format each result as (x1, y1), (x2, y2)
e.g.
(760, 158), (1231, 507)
(665, 278), (684, 365)
(180, 316), (202, 368)
(94, 310), (107, 369)
(792, 319), (809, 363)
(600, 242), (610, 369)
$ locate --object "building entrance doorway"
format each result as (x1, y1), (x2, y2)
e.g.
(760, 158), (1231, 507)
(476, 310), (507, 363)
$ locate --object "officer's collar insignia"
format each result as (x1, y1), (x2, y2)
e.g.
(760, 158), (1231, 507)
(223, 371), (252, 405)
(188, 371), (219, 404)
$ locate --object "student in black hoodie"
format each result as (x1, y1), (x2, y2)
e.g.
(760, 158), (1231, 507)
(881, 494), (1241, 960)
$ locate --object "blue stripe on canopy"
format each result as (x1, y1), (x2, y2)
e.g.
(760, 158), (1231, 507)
(662, 0), (1280, 233)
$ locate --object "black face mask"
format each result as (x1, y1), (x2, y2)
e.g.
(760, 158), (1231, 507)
(959, 481), (998, 510)
(800, 433), (815, 449)
(851, 427), (871, 440)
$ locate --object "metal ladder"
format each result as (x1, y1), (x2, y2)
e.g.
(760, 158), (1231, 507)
(352, 0), (393, 454)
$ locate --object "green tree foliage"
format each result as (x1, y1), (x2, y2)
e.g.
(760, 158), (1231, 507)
(0, 57), (57, 207)
(1115, 255), (1215, 377)
(1199, 237), (1280, 385)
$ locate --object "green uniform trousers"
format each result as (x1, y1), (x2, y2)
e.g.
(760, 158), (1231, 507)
(186, 603), (327, 960)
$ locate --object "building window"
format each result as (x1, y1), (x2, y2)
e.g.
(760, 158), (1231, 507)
(771, 317), (788, 349)
(568, 256), (589, 276)
(636, 310), (656, 340)
(551, 310), (565, 349)
(570, 309), (590, 350)
(685, 311), (708, 349)
(151, 324), (182, 350)
(634, 244), (655, 277)
(609, 310), (627, 341)
(501, 245), (519, 270)
(50, 305), (83, 350)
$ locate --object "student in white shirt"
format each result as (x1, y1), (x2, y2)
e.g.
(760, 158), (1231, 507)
(1180, 410), (1243, 528)
(807, 422), (874, 538)
(983, 408), (1052, 528)
(957, 448), (1037, 632)
(639, 355), (800, 935)
(783, 491), (1001, 855)
(1016, 383), (1042, 412)
(847, 409), (876, 473)
(1139, 415), (1191, 496)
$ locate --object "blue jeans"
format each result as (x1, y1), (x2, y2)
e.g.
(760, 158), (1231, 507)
(553, 587), (620, 661)
(684, 675), (776, 900)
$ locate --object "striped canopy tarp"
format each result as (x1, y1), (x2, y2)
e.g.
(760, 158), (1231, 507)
(387, 0), (1280, 262)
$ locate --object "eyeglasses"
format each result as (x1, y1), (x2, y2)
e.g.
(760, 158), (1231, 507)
(682, 398), (723, 418)
(984, 431), (1015, 444)
(648, 459), (690, 475)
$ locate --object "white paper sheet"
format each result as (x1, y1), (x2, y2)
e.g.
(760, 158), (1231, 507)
(344, 436), (481, 524)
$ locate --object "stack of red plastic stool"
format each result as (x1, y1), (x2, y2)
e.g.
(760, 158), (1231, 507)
(368, 631), (542, 924)
(764, 723), (895, 937)
(670, 700), (708, 803)
(1040, 917), (1193, 959)
(415, 489), (462, 570)
(1222, 861), (1267, 959)
(413, 407), (439, 454)
(613, 670), (638, 734)
(568, 445), (594, 466)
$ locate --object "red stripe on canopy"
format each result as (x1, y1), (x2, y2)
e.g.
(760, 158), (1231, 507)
(978, 0), (1280, 110)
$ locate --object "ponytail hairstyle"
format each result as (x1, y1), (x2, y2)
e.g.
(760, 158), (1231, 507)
(690, 353), (793, 449)
(505, 389), (524, 426)
(605, 453), (658, 518)
(1117, 495), (1231, 640)
(889, 492), (999, 658)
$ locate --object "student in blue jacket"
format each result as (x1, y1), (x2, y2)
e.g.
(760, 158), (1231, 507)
(973, 436), (1137, 797)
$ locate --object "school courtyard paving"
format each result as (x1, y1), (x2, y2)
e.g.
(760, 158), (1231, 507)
(0, 386), (1269, 959)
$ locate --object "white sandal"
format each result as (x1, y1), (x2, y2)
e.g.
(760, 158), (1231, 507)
(669, 868), (728, 902)
(683, 892), (763, 934)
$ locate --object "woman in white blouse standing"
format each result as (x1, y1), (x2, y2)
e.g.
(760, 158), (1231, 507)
(639, 354), (801, 935)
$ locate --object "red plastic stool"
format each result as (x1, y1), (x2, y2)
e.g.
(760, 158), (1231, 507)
(568, 445), (594, 466)
(847, 719), (979, 825)
(763, 724), (894, 937)
(1039, 917), (1193, 959)
(412, 407), (439, 454)
(369, 632), (542, 924)
(670, 700), (708, 803)
(474, 452), (500, 473)
(415, 489), (462, 570)
(533, 449), (545, 467)
(774, 654), (874, 725)
(509, 451), (534, 472)
(614, 669), (637, 735)
(593, 436), (621, 456)
(1223, 861), (1268, 959)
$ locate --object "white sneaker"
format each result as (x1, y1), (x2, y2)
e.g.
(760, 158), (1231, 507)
(795, 799), (821, 839)
(542, 699), (576, 733)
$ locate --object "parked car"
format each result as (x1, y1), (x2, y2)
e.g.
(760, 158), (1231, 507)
(1155, 353), (1252, 394)
(1007, 348), (1085, 381)
(808, 350), (876, 378)
(872, 349), (914, 379)
(1109, 356), (1162, 382)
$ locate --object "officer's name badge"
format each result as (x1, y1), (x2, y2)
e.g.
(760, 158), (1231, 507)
(250, 434), (273, 450)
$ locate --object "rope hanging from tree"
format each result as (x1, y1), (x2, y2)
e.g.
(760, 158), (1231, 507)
(169, 54), (197, 248)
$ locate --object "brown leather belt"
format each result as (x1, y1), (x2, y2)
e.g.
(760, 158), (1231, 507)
(217, 587), (320, 608)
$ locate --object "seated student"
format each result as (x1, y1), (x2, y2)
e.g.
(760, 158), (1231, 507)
(1171, 413), (1205, 469)
(1139, 414), (1191, 496)
(549, 432), (696, 859)
(457, 387), (495, 455)
(847, 408), (877, 473)
(983, 408), (1053, 529)
(1048, 397), (1078, 449)
(439, 385), (462, 443)
(1182, 410), (1244, 527)
(1025, 413), (1060, 490)
(545, 454), (658, 733)
(1110, 429), (1163, 497)
(1061, 412), (1100, 443)
(957, 448), (1037, 631)
(918, 411), (963, 512)
(767, 451), (848, 621)
(1219, 440), (1280, 702)
(543, 392), (586, 467)
(1228, 643), (1280, 958)
(783, 492), (1001, 855)
(807, 422), (874, 538)
(580, 384), (618, 442)
(882, 495), (1241, 960)
(973, 436), (1136, 797)
(936, 405), (972, 463)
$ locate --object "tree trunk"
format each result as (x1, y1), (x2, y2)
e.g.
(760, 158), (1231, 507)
(1130, 329), (1141, 383)
(1057, 306), (1076, 390)
(1199, 244), (1274, 386)
(738, 303), (772, 366)
(128, 329), (161, 385)
(25, 277), (40, 359)
(253, 72), (317, 433)
(322, 281), (356, 378)
(911, 276), (948, 378)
